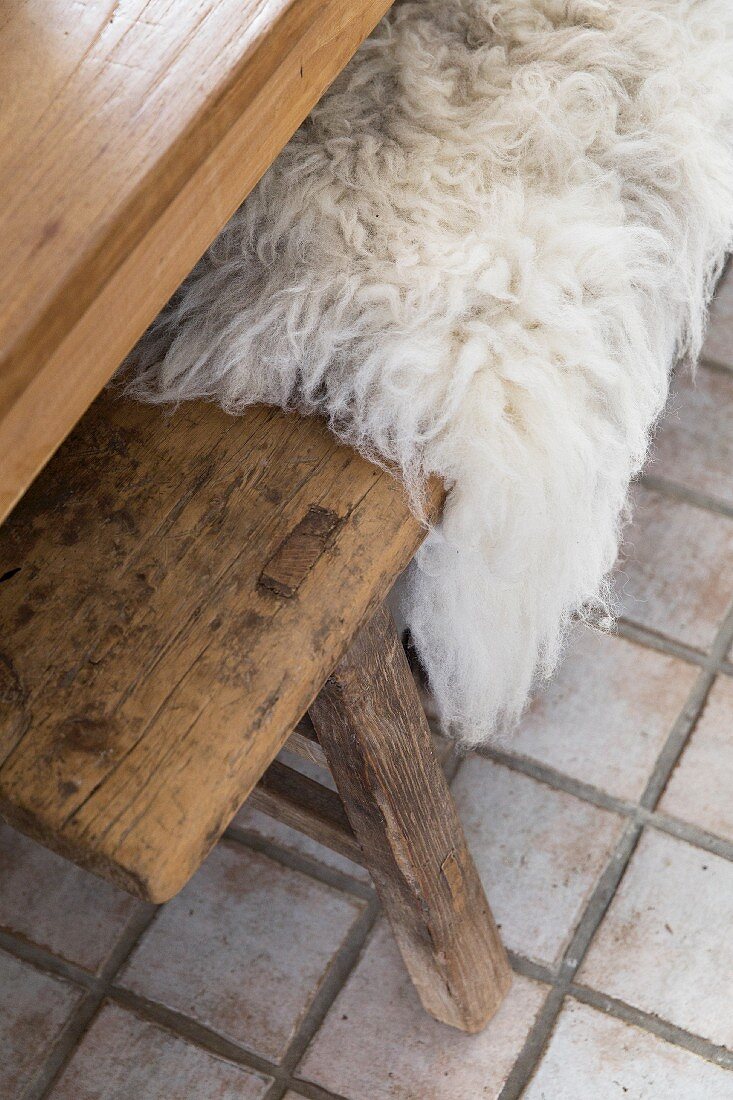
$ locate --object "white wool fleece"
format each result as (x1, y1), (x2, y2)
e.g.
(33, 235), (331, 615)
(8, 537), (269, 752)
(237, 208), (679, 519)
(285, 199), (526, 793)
(125, 0), (733, 743)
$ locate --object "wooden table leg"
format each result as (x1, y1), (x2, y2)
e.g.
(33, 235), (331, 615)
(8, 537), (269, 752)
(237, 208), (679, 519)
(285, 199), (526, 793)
(309, 605), (512, 1032)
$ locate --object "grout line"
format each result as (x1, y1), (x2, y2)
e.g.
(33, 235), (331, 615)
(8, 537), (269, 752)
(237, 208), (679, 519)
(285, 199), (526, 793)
(498, 821), (644, 1100)
(639, 473), (733, 521)
(473, 741), (733, 866)
(647, 811), (733, 863)
(0, 931), (96, 991)
(586, 601), (718, 672)
(279, 1080), (353, 1100)
(699, 354), (733, 378)
(612, 618), (711, 670)
(109, 985), (359, 1100)
(6, 348), (733, 1096)
(26, 994), (108, 1100)
(506, 951), (558, 987)
(27, 903), (159, 1100)
(268, 901), (381, 1100)
(0, 736), (463, 1100)
(638, 671), (714, 811)
(6, 744), (729, 1097)
(569, 984), (733, 1070)
(498, 985), (568, 1100)
(8, 603), (733, 1097)
(642, 600), (733, 813)
(268, 743), (464, 1100)
(473, 743), (635, 817)
(260, 738), (464, 1100)
(90, 901), (380, 1100)
(498, 591), (733, 1097)
(4, 673), (730, 1100)
(109, 986), (285, 1084)
(557, 822), (643, 976)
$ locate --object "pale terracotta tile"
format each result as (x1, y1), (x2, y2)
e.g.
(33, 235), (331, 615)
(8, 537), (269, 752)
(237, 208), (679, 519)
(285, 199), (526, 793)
(660, 677), (733, 843)
(0, 823), (144, 972)
(234, 749), (370, 882)
(0, 949), (82, 1097)
(614, 485), (733, 650)
(451, 757), (624, 966)
(649, 367), (733, 506)
(50, 1003), (272, 1099)
(119, 842), (364, 1061)
(298, 920), (548, 1100)
(702, 264), (733, 369)
(580, 829), (733, 1047)
(512, 626), (698, 800)
(525, 999), (733, 1100)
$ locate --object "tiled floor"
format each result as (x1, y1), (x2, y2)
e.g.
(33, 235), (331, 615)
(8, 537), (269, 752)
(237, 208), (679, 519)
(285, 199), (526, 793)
(1, 266), (733, 1098)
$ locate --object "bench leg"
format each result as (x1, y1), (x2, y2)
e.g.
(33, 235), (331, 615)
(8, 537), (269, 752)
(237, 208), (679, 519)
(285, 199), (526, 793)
(309, 605), (512, 1032)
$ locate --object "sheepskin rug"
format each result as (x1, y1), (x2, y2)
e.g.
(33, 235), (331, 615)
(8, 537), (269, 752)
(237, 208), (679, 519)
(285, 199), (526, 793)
(125, 0), (733, 742)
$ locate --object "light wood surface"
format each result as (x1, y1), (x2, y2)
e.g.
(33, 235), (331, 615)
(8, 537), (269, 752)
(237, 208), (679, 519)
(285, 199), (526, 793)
(310, 606), (512, 1032)
(0, 0), (393, 524)
(0, 393), (441, 901)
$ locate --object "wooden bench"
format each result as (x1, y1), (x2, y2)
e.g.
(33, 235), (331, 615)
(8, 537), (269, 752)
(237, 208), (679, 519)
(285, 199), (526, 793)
(0, 0), (511, 1035)
(0, 392), (511, 1032)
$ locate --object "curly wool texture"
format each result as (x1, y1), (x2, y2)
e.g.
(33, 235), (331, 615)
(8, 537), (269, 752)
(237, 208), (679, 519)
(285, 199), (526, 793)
(126, 0), (733, 742)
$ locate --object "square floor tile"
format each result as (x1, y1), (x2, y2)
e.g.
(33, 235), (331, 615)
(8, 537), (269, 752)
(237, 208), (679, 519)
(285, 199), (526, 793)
(451, 757), (624, 967)
(702, 264), (733, 369)
(510, 626), (698, 801)
(614, 485), (733, 651)
(298, 920), (548, 1100)
(0, 949), (83, 1097)
(579, 829), (733, 1047)
(524, 998), (733, 1099)
(660, 676), (733, 844)
(648, 366), (733, 507)
(0, 823), (145, 973)
(234, 749), (370, 883)
(49, 1003), (272, 1099)
(119, 841), (364, 1061)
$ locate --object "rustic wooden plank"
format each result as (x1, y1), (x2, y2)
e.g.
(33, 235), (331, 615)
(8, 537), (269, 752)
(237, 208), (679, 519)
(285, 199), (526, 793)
(285, 716), (328, 769)
(310, 606), (512, 1032)
(0, 0), (394, 522)
(249, 760), (364, 866)
(0, 393), (442, 901)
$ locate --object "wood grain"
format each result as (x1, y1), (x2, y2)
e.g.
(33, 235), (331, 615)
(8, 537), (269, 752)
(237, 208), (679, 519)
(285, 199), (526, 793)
(0, 0), (394, 522)
(285, 716), (328, 769)
(249, 760), (364, 865)
(0, 393), (441, 901)
(259, 506), (343, 598)
(310, 606), (512, 1032)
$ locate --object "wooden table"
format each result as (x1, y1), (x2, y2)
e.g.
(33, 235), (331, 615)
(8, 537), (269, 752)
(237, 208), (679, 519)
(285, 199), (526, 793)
(0, 0), (392, 524)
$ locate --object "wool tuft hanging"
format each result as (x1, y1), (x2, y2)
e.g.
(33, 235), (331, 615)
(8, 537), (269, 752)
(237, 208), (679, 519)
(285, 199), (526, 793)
(125, 0), (733, 742)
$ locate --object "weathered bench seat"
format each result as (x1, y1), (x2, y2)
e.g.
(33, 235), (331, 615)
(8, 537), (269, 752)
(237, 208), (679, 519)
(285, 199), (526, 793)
(0, 391), (510, 1032)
